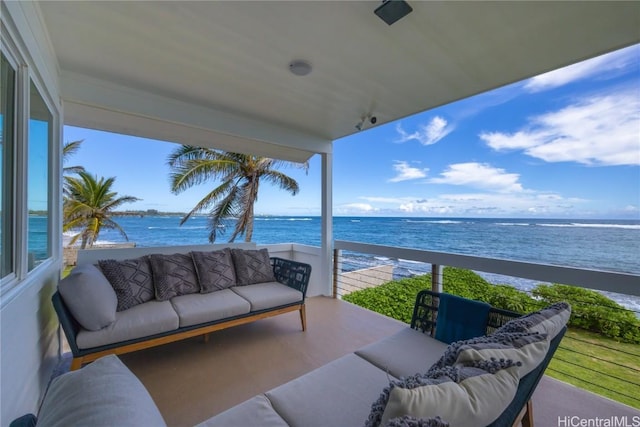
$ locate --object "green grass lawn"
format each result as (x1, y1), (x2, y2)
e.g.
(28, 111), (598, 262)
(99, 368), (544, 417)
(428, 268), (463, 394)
(547, 328), (640, 409)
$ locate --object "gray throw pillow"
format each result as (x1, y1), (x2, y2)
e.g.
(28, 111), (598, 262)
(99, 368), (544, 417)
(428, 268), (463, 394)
(231, 248), (276, 286)
(191, 248), (237, 293)
(58, 264), (117, 331)
(37, 355), (167, 427)
(148, 253), (200, 301)
(98, 257), (155, 311)
(493, 302), (571, 340)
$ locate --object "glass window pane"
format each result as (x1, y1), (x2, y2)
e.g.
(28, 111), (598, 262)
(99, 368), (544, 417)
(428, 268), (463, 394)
(28, 80), (52, 270)
(1, 52), (16, 278)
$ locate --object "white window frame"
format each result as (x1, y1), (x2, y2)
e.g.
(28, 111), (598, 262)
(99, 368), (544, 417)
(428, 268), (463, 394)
(0, 11), (61, 303)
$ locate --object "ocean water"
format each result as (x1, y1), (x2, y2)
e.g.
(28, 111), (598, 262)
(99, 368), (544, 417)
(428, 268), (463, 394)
(53, 216), (640, 310)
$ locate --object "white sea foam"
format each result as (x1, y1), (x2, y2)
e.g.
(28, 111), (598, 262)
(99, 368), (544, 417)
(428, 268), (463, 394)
(538, 223), (640, 230)
(402, 219), (463, 224)
(255, 217), (313, 221)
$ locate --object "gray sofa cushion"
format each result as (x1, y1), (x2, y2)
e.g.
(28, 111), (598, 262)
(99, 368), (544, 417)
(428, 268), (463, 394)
(77, 300), (179, 349)
(98, 257), (154, 311)
(265, 354), (395, 427)
(149, 253), (200, 300)
(231, 282), (303, 311)
(231, 248), (276, 285)
(191, 248), (237, 292)
(58, 264), (117, 331)
(171, 289), (251, 327)
(356, 328), (449, 379)
(196, 395), (288, 427)
(37, 355), (166, 427)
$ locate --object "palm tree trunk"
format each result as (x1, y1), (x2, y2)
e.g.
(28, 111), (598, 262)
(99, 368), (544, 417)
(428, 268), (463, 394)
(245, 202), (254, 242)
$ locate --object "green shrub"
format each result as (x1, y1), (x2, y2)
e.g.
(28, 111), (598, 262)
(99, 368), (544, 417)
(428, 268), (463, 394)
(533, 284), (640, 344)
(483, 285), (542, 314)
(342, 268), (640, 344)
(442, 267), (492, 300)
(342, 275), (429, 324)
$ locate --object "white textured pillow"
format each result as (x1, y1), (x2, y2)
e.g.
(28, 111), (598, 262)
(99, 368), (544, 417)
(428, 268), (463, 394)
(380, 367), (519, 427)
(37, 355), (167, 427)
(366, 361), (521, 427)
(58, 264), (117, 331)
(454, 332), (550, 377)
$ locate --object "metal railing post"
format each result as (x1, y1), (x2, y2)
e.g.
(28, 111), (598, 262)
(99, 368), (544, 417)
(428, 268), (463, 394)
(431, 264), (443, 293)
(333, 248), (340, 298)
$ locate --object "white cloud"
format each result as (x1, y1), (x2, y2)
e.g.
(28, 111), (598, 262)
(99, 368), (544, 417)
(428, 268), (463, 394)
(429, 162), (523, 193)
(388, 161), (428, 183)
(335, 203), (378, 214)
(480, 88), (640, 166)
(524, 44), (639, 92)
(396, 116), (453, 146)
(366, 191), (586, 217)
(350, 190), (597, 217)
(360, 196), (416, 204)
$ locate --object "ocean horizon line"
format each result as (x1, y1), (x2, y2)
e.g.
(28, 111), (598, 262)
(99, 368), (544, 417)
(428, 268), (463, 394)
(96, 212), (640, 222)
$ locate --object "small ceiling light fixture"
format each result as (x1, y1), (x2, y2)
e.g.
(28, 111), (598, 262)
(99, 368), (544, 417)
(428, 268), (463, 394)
(289, 60), (312, 76)
(374, 0), (413, 26)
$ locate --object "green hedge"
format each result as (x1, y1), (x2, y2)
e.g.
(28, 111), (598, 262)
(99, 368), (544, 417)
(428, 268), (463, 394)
(342, 267), (640, 343)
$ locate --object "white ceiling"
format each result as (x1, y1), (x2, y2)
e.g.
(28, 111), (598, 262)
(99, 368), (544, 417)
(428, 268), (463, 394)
(38, 1), (640, 161)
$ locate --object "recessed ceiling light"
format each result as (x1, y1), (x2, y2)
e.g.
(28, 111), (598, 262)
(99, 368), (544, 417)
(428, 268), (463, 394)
(289, 60), (312, 76)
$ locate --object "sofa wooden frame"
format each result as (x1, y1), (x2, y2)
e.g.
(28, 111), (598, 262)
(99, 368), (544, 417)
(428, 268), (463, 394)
(53, 248), (312, 371)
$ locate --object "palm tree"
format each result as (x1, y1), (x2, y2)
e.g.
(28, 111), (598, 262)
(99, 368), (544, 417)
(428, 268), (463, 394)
(63, 139), (85, 175)
(63, 171), (140, 249)
(168, 146), (307, 242)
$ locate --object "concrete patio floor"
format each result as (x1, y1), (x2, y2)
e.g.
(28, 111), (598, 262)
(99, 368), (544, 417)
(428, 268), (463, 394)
(114, 297), (640, 427)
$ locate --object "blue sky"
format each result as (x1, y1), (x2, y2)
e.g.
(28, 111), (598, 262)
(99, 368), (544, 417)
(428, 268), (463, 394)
(64, 44), (640, 219)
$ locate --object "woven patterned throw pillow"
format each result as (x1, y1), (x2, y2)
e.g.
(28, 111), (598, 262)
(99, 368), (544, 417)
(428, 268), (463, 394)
(191, 248), (237, 293)
(98, 257), (154, 311)
(231, 248), (276, 286)
(148, 253), (200, 301)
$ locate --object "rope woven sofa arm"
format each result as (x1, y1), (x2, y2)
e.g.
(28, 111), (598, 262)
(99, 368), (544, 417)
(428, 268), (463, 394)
(271, 257), (312, 298)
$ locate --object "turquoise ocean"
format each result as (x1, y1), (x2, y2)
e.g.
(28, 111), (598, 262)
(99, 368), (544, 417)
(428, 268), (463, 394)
(53, 216), (640, 311)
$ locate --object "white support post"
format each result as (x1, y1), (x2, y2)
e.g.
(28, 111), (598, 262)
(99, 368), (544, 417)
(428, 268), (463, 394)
(321, 152), (333, 296)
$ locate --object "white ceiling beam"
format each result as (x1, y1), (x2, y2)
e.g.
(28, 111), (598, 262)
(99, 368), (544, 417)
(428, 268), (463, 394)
(61, 71), (332, 162)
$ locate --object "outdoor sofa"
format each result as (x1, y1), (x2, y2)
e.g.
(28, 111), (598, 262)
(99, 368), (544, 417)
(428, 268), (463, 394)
(18, 289), (570, 427)
(52, 243), (312, 370)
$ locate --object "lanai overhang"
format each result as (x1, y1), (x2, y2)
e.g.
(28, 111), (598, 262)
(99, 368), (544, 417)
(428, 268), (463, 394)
(38, 0), (640, 295)
(1, 0), (640, 424)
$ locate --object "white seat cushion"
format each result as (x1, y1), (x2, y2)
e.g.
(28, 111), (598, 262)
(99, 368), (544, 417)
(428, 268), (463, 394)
(171, 289), (251, 327)
(356, 328), (449, 379)
(196, 395), (288, 427)
(77, 300), (179, 349)
(231, 282), (303, 311)
(265, 354), (395, 427)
